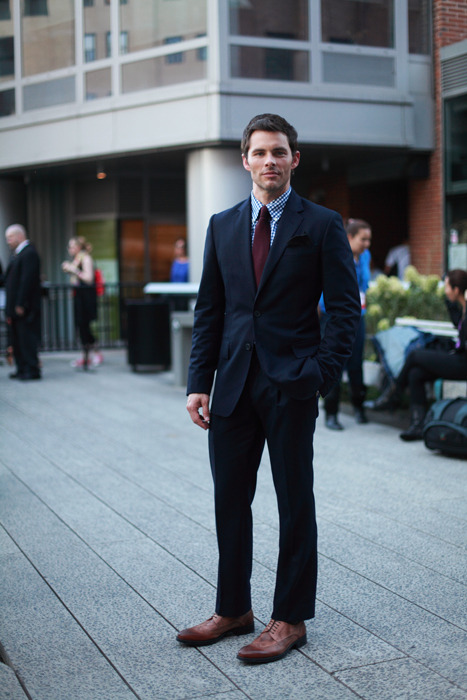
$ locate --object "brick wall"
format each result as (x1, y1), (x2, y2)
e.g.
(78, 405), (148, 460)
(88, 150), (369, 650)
(409, 0), (467, 275)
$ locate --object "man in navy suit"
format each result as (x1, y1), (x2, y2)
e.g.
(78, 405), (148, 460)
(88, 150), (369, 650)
(5, 224), (42, 380)
(177, 114), (361, 663)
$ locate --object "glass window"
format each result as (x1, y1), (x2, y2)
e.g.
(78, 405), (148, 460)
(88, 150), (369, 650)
(230, 0), (308, 41)
(22, 0), (75, 76)
(197, 34), (207, 62)
(231, 46), (309, 82)
(164, 36), (183, 64)
(83, 0), (93, 7)
(84, 34), (96, 63)
(0, 87), (14, 116)
(445, 94), (467, 190)
(23, 75), (75, 110)
(0, 0), (12, 21)
(0, 37), (13, 80)
(408, 0), (429, 54)
(121, 49), (206, 94)
(323, 52), (394, 87)
(120, 30), (129, 55)
(84, 0), (110, 63)
(322, 0), (394, 48)
(120, 0), (206, 54)
(23, 0), (48, 16)
(85, 67), (111, 100)
(0, 2), (14, 82)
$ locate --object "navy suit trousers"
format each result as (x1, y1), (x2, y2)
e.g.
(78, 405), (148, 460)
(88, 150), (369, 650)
(208, 351), (318, 623)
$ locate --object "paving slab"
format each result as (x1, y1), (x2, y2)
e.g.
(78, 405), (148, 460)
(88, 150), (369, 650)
(1, 350), (466, 700)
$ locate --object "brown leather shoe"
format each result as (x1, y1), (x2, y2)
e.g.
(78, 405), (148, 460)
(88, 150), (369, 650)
(237, 619), (306, 664)
(176, 610), (254, 646)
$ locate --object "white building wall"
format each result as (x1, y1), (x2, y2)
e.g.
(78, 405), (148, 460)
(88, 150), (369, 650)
(187, 148), (251, 283)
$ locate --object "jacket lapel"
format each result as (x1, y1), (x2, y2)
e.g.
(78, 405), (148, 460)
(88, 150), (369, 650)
(234, 198), (257, 296)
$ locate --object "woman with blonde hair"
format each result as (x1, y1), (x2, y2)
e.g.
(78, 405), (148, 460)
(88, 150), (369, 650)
(62, 236), (102, 369)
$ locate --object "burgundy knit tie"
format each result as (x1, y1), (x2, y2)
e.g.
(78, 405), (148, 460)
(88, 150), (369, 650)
(252, 205), (271, 287)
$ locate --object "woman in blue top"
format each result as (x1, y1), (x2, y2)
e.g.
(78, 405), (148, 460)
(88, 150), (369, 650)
(170, 238), (189, 283)
(321, 219), (372, 430)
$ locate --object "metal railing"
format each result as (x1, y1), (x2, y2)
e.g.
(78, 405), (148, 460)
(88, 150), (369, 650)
(40, 282), (145, 351)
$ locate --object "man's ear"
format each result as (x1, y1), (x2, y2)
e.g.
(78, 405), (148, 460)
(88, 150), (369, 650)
(291, 150), (301, 171)
(242, 154), (251, 173)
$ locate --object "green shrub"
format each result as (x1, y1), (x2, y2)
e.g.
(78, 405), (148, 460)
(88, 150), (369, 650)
(365, 266), (447, 337)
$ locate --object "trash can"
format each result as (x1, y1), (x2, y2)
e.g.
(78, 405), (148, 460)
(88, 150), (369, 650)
(126, 300), (171, 370)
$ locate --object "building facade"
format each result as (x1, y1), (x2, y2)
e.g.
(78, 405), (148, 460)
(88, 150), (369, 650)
(0, 0), (465, 286)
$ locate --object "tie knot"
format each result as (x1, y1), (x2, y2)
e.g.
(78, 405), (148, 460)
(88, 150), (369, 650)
(258, 205), (270, 222)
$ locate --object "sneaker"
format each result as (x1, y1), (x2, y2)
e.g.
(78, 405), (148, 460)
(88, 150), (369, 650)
(91, 352), (103, 367)
(71, 357), (85, 368)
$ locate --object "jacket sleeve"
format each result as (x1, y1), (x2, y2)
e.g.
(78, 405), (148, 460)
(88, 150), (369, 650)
(186, 216), (225, 396)
(317, 213), (361, 396)
(17, 249), (40, 310)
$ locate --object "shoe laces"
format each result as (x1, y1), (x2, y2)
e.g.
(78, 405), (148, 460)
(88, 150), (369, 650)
(264, 619), (281, 636)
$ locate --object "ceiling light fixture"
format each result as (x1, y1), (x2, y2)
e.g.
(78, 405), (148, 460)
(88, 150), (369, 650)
(96, 162), (106, 180)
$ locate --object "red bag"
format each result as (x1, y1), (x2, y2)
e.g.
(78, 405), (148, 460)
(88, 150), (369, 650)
(95, 268), (105, 296)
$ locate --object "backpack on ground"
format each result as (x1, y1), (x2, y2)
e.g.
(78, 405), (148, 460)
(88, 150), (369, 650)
(423, 397), (467, 458)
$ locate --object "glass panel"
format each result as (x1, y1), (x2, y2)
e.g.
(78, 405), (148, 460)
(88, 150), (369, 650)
(84, 0), (111, 62)
(229, 0), (308, 41)
(149, 223), (187, 282)
(121, 50), (207, 94)
(231, 46), (309, 82)
(21, 0), (75, 77)
(0, 0), (14, 82)
(0, 87), (15, 116)
(120, 219), (145, 284)
(323, 52), (395, 87)
(321, 0), (394, 48)
(0, 0), (12, 21)
(408, 0), (429, 54)
(85, 67), (111, 100)
(446, 94), (467, 187)
(120, 0), (206, 54)
(23, 75), (75, 110)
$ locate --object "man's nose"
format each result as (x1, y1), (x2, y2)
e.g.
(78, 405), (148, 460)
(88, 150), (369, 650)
(264, 152), (276, 165)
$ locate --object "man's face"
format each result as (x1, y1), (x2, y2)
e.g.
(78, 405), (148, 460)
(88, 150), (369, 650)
(242, 130), (300, 203)
(6, 230), (20, 251)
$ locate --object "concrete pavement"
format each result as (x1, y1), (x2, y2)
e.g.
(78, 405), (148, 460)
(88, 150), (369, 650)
(0, 350), (466, 699)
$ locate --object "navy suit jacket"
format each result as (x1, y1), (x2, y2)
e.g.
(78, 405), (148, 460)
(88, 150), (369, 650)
(5, 243), (41, 322)
(187, 189), (361, 417)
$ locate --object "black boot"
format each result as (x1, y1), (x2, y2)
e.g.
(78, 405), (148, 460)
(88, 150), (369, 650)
(354, 406), (368, 424)
(352, 385), (368, 423)
(399, 405), (426, 442)
(366, 381), (401, 411)
(325, 414), (344, 431)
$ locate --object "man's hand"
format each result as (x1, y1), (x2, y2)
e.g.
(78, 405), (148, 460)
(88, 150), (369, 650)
(187, 393), (211, 430)
(15, 305), (25, 317)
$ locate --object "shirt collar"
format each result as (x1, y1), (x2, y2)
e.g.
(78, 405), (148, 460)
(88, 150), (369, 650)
(15, 240), (29, 254)
(250, 187), (292, 223)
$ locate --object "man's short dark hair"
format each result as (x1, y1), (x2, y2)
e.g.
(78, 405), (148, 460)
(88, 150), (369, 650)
(241, 114), (298, 157)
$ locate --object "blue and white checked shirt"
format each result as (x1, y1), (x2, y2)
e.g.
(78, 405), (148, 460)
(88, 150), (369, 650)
(250, 188), (292, 246)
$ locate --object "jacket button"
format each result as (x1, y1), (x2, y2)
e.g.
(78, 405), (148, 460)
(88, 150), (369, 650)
(254, 310), (261, 317)
(245, 343), (252, 351)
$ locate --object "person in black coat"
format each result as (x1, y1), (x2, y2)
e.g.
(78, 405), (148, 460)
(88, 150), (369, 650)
(5, 224), (42, 380)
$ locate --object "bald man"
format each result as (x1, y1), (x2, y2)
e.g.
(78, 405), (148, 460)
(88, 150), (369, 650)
(5, 224), (42, 380)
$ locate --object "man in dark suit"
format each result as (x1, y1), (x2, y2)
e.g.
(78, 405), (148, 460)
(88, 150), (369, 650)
(5, 224), (42, 380)
(177, 114), (361, 663)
